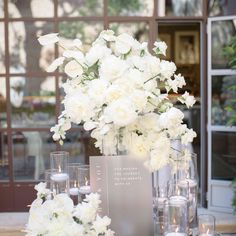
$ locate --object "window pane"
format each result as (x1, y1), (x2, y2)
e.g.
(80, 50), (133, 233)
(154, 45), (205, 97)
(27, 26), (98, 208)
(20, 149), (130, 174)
(158, 0), (203, 17)
(212, 20), (236, 69)
(109, 22), (149, 42)
(212, 75), (236, 126)
(59, 21), (103, 51)
(13, 131), (56, 181)
(209, 0), (236, 17)
(9, 22), (55, 73)
(108, 0), (153, 16)
(0, 132), (9, 181)
(10, 76), (56, 128)
(0, 1), (3, 18)
(0, 78), (7, 128)
(63, 130), (87, 164)
(8, 0), (54, 18)
(212, 132), (236, 181)
(58, 0), (103, 17)
(0, 23), (5, 73)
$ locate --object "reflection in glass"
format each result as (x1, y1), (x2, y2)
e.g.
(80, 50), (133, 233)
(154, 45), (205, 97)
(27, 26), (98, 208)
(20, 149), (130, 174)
(212, 75), (236, 126)
(212, 132), (236, 181)
(10, 77), (56, 128)
(0, 78), (7, 128)
(58, 0), (103, 17)
(8, 0), (54, 18)
(209, 0), (236, 17)
(0, 23), (5, 73)
(110, 22), (149, 42)
(0, 132), (9, 181)
(212, 20), (236, 69)
(59, 21), (103, 51)
(13, 131), (56, 181)
(158, 0), (202, 17)
(62, 130), (87, 164)
(108, 0), (153, 16)
(9, 22), (54, 73)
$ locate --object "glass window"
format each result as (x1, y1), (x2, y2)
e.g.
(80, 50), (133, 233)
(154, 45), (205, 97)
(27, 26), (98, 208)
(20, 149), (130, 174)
(209, 0), (236, 17)
(0, 22), (5, 74)
(211, 19), (236, 69)
(58, 0), (103, 17)
(158, 0), (203, 17)
(212, 75), (236, 126)
(0, 131), (8, 181)
(0, 78), (7, 128)
(59, 21), (103, 51)
(63, 130), (87, 164)
(9, 22), (55, 73)
(108, 0), (153, 16)
(0, 1), (3, 18)
(109, 22), (149, 42)
(10, 76), (56, 128)
(13, 131), (56, 181)
(212, 131), (236, 180)
(8, 0), (54, 18)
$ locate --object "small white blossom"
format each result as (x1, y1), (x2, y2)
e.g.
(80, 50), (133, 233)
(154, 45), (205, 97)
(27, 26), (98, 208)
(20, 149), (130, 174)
(153, 41), (167, 56)
(64, 60), (83, 78)
(46, 57), (65, 72)
(178, 91), (196, 108)
(115, 33), (135, 54)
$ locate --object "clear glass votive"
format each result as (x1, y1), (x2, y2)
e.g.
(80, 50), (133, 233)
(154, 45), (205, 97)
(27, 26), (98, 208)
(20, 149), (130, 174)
(178, 179), (198, 223)
(68, 163), (82, 205)
(50, 151), (69, 172)
(78, 165), (91, 198)
(164, 197), (188, 236)
(44, 168), (57, 197)
(154, 216), (165, 236)
(198, 214), (215, 236)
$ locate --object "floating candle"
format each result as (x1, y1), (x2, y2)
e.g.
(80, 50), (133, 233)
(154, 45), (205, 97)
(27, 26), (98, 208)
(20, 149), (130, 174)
(69, 187), (79, 196)
(79, 185), (91, 195)
(51, 173), (69, 182)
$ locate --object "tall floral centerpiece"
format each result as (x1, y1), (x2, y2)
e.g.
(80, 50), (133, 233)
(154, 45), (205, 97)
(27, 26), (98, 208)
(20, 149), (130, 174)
(38, 30), (196, 171)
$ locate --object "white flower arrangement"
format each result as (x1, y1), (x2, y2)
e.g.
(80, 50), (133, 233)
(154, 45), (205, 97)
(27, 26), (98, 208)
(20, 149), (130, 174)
(25, 183), (114, 236)
(38, 30), (196, 171)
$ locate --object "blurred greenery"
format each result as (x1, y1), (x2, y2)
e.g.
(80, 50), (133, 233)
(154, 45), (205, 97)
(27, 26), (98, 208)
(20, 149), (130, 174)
(223, 36), (236, 210)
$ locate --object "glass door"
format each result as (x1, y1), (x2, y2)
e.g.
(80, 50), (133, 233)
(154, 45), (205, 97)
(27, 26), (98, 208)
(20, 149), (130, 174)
(208, 15), (236, 212)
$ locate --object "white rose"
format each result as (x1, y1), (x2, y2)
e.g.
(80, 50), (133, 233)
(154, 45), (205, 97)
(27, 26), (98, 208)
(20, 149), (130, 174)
(105, 84), (125, 103)
(86, 44), (111, 66)
(129, 133), (150, 159)
(145, 55), (161, 77)
(99, 55), (128, 82)
(88, 79), (109, 105)
(64, 60), (83, 78)
(64, 93), (94, 124)
(160, 60), (176, 80)
(127, 68), (145, 88)
(139, 113), (161, 132)
(104, 98), (137, 126)
(159, 107), (184, 129)
(38, 33), (59, 45)
(115, 33), (135, 54)
(129, 89), (148, 111)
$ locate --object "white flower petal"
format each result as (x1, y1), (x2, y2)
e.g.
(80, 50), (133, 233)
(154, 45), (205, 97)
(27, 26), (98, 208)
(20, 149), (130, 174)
(46, 57), (65, 72)
(38, 33), (59, 46)
(64, 60), (83, 78)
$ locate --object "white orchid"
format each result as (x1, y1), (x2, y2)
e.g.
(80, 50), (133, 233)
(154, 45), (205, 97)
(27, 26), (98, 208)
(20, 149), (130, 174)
(36, 30), (197, 171)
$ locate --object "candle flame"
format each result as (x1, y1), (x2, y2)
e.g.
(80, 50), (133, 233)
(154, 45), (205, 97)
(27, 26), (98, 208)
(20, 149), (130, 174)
(74, 180), (77, 187)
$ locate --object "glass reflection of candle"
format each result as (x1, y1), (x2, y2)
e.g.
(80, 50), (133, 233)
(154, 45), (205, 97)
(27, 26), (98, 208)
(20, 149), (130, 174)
(198, 214), (215, 236)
